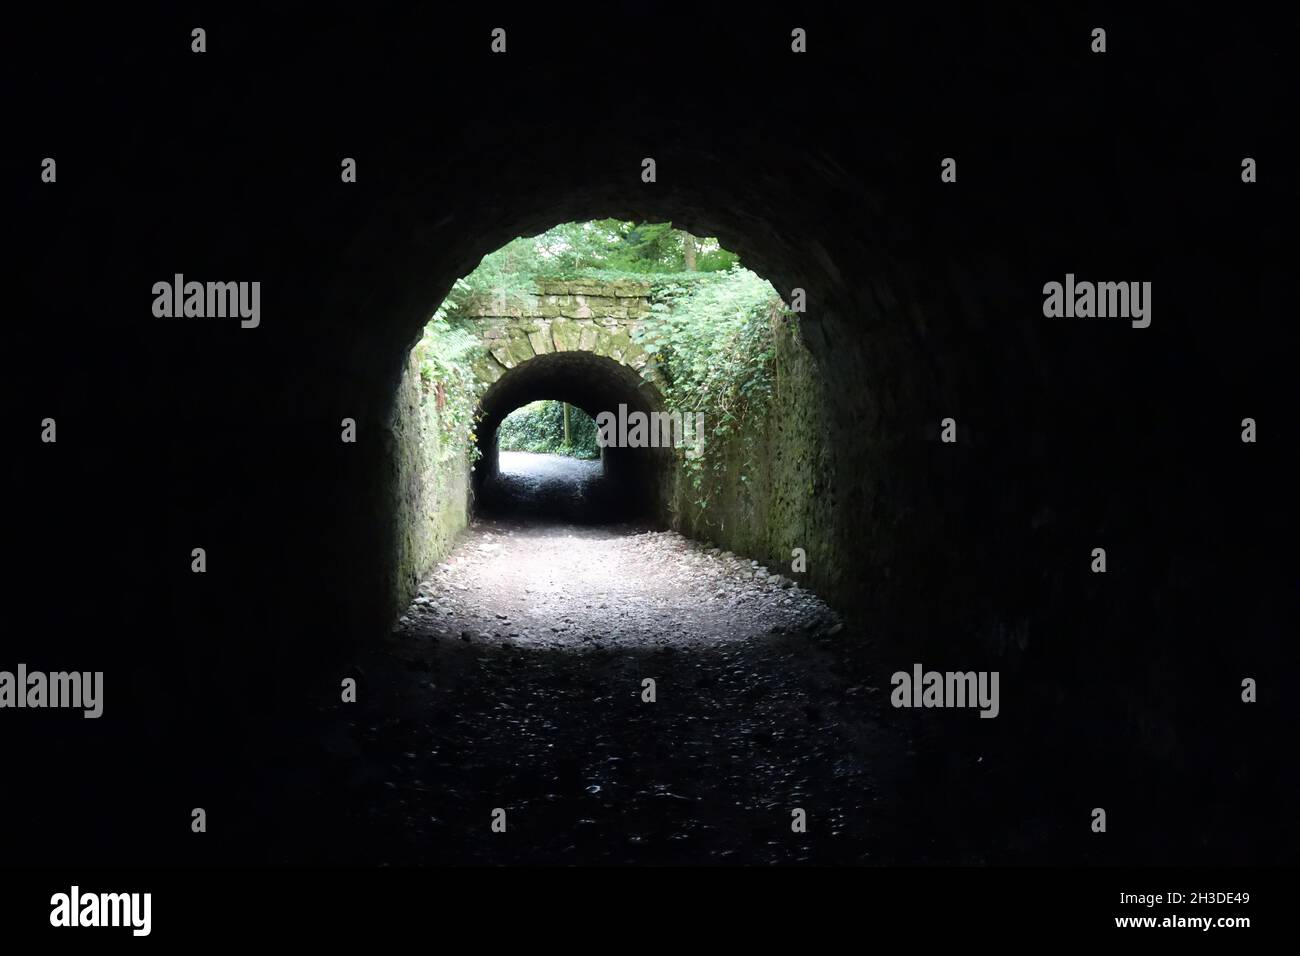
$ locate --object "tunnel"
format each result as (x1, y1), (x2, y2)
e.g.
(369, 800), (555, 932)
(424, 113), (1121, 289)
(15, 8), (1293, 869)
(471, 351), (671, 523)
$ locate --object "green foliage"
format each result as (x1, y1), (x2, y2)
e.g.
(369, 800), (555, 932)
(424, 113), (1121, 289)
(411, 313), (487, 463)
(442, 220), (739, 315)
(632, 265), (786, 512)
(497, 400), (600, 459)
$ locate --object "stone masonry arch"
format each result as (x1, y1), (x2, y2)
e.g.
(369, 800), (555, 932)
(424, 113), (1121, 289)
(465, 278), (662, 392)
(460, 279), (674, 519)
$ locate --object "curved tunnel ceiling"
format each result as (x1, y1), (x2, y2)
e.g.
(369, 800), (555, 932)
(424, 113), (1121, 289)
(478, 351), (666, 436)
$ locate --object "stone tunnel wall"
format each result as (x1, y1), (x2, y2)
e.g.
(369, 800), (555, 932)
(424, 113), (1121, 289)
(387, 348), (472, 619)
(669, 312), (842, 599)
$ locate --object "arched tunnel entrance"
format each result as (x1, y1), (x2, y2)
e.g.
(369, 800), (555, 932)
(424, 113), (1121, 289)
(473, 351), (670, 523)
(16, 10), (1290, 872)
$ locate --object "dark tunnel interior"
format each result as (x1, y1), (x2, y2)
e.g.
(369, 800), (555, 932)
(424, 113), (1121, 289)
(10, 7), (1296, 874)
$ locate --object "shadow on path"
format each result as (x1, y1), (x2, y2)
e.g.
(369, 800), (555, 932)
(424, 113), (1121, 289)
(477, 451), (628, 523)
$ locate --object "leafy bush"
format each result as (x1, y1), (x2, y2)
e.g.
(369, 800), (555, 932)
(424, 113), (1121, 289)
(633, 265), (785, 510)
(412, 311), (487, 464)
(497, 400), (600, 459)
(441, 220), (740, 316)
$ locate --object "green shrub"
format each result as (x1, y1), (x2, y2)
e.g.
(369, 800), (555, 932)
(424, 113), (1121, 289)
(497, 400), (600, 459)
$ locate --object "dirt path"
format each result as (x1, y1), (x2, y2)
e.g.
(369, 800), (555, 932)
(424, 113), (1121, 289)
(476, 450), (612, 521)
(278, 511), (925, 865)
(270, 455), (923, 864)
(399, 519), (837, 649)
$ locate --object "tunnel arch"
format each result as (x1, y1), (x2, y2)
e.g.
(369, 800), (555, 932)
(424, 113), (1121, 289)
(17, 11), (1290, 870)
(472, 350), (673, 522)
(301, 90), (1073, 663)
(329, 185), (991, 645)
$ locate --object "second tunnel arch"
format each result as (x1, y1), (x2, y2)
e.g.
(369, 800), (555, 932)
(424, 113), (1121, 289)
(465, 276), (670, 464)
(473, 349), (673, 522)
(460, 276), (678, 521)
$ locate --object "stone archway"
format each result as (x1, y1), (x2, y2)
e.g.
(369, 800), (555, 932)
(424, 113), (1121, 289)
(461, 278), (672, 505)
(472, 349), (672, 522)
(468, 278), (660, 386)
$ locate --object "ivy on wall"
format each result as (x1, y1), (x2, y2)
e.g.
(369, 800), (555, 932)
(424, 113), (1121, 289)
(411, 311), (487, 465)
(633, 267), (786, 513)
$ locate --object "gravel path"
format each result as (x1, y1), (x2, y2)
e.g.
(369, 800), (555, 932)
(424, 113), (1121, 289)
(270, 511), (929, 865)
(256, 454), (936, 864)
(397, 519), (835, 649)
